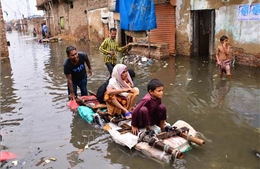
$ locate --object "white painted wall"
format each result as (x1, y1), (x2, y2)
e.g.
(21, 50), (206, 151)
(216, 5), (260, 45)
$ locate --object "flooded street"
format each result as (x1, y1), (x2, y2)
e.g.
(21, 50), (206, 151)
(1, 31), (259, 169)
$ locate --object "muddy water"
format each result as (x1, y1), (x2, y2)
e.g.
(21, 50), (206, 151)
(1, 31), (259, 169)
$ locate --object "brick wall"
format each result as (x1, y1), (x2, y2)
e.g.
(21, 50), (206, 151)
(232, 47), (260, 67)
(0, 1), (9, 58)
(51, 0), (90, 40)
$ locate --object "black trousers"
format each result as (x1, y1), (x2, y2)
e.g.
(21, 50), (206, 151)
(105, 62), (115, 75)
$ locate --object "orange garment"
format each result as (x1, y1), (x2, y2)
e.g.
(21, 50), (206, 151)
(104, 87), (139, 116)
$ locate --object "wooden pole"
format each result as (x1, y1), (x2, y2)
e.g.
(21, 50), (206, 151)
(148, 30), (150, 58)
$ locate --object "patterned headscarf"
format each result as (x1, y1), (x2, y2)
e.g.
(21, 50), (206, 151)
(107, 64), (134, 97)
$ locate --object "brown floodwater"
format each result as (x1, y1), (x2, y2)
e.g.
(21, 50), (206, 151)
(1, 31), (259, 169)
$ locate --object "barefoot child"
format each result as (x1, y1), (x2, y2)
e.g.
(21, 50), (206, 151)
(131, 79), (167, 135)
(216, 35), (233, 78)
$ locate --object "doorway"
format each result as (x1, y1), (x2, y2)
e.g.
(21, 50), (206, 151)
(121, 30), (133, 46)
(192, 10), (215, 58)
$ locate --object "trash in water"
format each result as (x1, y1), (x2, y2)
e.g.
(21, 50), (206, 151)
(35, 157), (45, 166)
(78, 149), (84, 153)
(12, 160), (18, 166)
(92, 113), (105, 127)
(45, 159), (51, 163)
(163, 63), (168, 68)
(49, 157), (57, 161)
(56, 144), (65, 149)
(121, 55), (154, 66)
(0, 151), (17, 162)
(141, 57), (147, 62)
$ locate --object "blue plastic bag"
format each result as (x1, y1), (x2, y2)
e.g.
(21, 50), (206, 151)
(78, 106), (95, 124)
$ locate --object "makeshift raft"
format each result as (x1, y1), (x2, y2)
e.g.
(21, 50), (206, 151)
(68, 95), (205, 164)
(103, 119), (205, 163)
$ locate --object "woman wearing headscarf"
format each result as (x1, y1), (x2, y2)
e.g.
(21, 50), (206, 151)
(104, 64), (139, 119)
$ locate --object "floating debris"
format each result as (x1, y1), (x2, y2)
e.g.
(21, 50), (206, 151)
(35, 157), (45, 166)
(45, 159), (51, 163)
(49, 157), (57, 161)
(84, 144), (89, 149)
(78, 149), (84, 153)
(163, 63), (168, 68)
(12, 160), (18, 166)
(56, 144), (65, 149)
(141, 57), (147, 62)
(252, 148), (260, 158)
(121, 55), (154, 66)
(13, 96), (21, 100)
(187, 78), (192, 81)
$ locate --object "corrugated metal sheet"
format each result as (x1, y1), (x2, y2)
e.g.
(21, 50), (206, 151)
(150, 4), (176, 55)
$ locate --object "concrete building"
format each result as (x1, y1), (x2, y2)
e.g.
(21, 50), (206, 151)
(0, 1), (9, 58)
(36, 0), (117, 45)
(176, 0), (260, 67)
(36, 0), (260, 66)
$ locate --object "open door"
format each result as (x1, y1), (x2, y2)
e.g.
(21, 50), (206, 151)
(192, 10), (215, 58)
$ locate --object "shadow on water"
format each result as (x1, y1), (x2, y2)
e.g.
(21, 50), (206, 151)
(1, 31), (259, 169)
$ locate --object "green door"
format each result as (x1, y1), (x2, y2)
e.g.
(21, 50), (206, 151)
(60, 17), (65, 29)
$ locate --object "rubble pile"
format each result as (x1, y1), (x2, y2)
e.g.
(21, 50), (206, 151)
(120, 55), (154, 66)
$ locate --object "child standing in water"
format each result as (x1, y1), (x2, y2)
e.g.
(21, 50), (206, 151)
(131, 78), (167, 135)
(216, 35), (233, 78)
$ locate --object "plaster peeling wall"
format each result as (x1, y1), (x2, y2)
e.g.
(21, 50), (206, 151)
(176, 0), (260, 61)
(191, 0), (210, 10)
(176, 1), (190, 37)
(176, 0), (192, 55)
(88, 8), (114, 36)
(100, 11), (115, 32)
(87, 8), (115, 46)
(216, 5), (260, 54)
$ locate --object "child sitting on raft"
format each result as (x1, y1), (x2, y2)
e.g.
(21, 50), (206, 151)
(131, 78), (167, 135)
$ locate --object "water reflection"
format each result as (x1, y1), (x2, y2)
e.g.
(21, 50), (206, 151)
(1, 58), (16, 114)
(226, 84), (260, 128)
(211, 79), (230, 107)
(0, 58), (22, 129)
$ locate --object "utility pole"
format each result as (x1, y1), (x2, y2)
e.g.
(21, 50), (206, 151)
(26, 0), (31, 18)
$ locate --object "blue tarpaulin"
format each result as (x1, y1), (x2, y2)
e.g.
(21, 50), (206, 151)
(115, 0), (157, 31)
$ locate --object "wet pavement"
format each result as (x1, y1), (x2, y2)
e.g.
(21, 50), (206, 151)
(1, 31), (259, 169)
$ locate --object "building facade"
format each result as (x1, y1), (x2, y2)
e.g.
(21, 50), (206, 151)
(36, 0), (260, 66)
(0, 1), (9, 58)
(176, 0), (260, 67)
